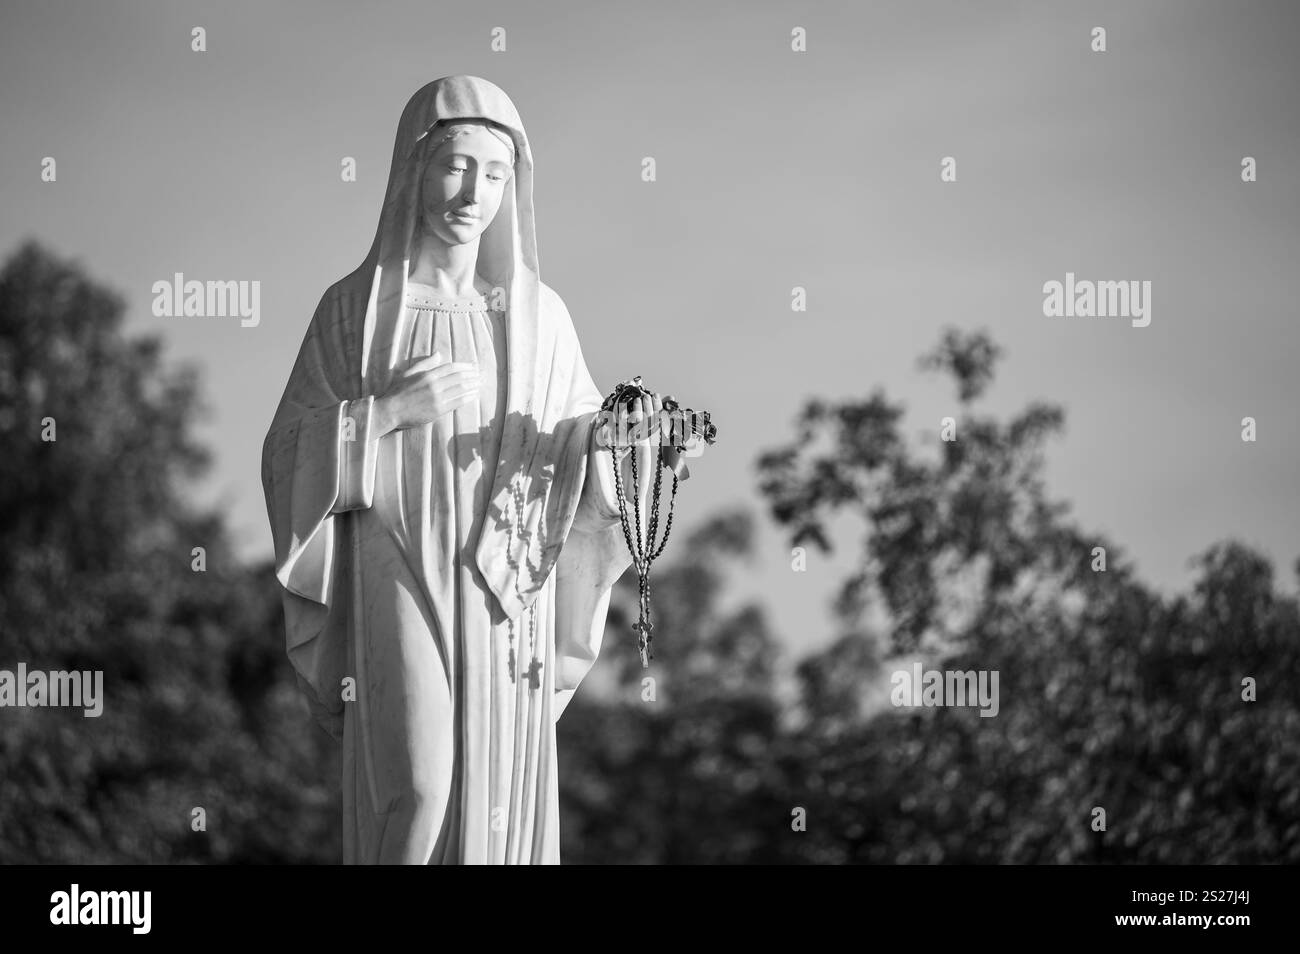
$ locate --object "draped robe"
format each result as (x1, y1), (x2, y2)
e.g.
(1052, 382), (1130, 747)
(262, 270), (632, 863)
(260, 76), (639, 864)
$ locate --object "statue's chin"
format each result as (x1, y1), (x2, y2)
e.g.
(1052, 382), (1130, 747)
(418, 223), (486, 250)
(445, 225), (483, 246)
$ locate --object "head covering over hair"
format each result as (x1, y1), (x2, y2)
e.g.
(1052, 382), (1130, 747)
(424, 120), (517, 168)
(360, 75), (539, 401)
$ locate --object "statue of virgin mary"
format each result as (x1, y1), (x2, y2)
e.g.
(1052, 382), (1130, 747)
(261, 75), (660, 864)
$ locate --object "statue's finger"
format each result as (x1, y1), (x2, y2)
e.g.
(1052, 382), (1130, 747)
(615, 404), (633, 449)
(636, 395), (653, 527)
(593, 414), (611, 450)
(405, 354), (444, 375)
(627, 400), (645, 444)
(411, 356), (473, 377)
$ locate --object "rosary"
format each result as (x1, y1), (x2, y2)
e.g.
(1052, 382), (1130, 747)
(506, 474), (544, 690)
(599, 377), (717, 667)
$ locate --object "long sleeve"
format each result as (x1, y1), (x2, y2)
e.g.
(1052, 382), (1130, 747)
(550, 421), (633, 722)
(570, 419), (623, 533)
(261, 287), (370, 606)
(261, 285), (369, 740)
(333, 395), (382, 513)
(263, 399), (347, 605)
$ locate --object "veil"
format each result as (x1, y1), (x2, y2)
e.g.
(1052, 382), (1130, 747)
(359, 75), (540, 402)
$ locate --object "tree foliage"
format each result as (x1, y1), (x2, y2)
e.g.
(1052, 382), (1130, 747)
(748, 327), (1299, 863)
(0, 243), (338, 863)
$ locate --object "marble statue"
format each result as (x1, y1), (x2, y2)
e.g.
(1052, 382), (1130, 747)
(261, 75), (693, 864)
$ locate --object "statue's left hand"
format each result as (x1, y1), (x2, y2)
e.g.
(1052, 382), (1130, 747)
(592, 390), (700, 523)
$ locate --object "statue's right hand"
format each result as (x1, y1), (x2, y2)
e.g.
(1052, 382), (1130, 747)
(373, 351), (479, 435)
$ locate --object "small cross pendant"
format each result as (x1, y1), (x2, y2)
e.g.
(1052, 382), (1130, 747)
(632, 617), (654, 668)
(526, 658), (544, 690)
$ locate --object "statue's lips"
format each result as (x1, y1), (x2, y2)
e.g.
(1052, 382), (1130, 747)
(449, 211), (479, 221)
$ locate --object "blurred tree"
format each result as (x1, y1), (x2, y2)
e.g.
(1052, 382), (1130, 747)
(558, 510), (792, 863)
(0, 242), (338, 863)
(755, 327), (1300, 863)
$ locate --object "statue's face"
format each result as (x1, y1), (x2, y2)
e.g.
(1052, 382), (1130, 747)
(418, 124), (515, 247)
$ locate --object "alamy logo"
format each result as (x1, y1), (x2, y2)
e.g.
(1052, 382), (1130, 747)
(50, 884), (151, 934)
(0, 664), (103, 717)
(1042, 272), (1151, 327)
(891, 664), (1000, 718)
(152, 272), (261, 327)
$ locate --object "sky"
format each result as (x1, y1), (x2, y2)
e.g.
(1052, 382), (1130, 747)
(2, 0), (1297, 659)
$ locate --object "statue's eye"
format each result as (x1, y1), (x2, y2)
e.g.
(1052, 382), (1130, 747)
(447, 164), (467, 175)
(487, 173), (505, 182)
